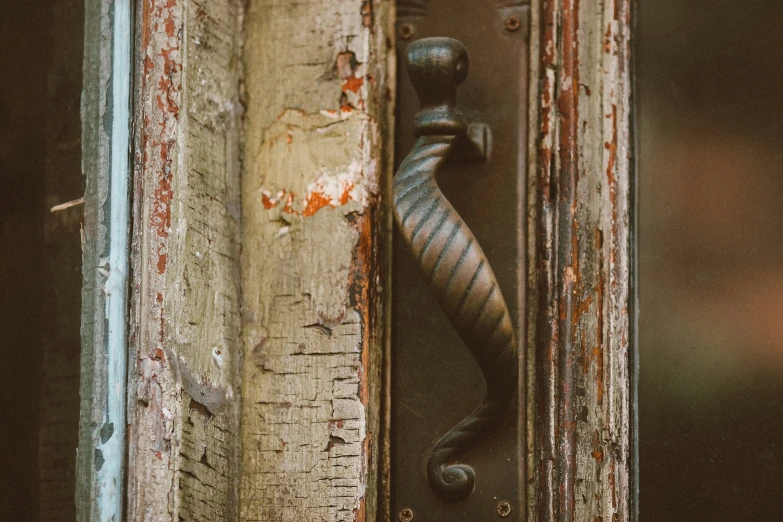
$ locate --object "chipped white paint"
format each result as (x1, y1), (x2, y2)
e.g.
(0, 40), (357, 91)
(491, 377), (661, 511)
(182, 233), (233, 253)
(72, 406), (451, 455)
(240, 0), (394, 520)
(256, 110), (379, 217)
(126, 0), (245, 520)
(526, 0), (633, 519)
(305, 161), (368, 208)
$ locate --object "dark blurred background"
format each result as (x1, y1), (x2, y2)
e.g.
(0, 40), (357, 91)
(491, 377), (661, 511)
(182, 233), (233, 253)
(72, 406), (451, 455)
(638, 0), (783, 519)
(0, 1), (84, 520)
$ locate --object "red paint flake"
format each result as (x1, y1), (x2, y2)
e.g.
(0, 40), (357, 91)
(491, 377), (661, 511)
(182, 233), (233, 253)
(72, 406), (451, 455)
(302, 190), (332, 217)
(156, 253), (167, 275)
(165, 17), (176, 38)
(335, 51), (364, 111)
(264, 177), (357, 217)
(144, 55), (154, 73)
(592, 448), (604, 463)
(354, 491), (367, 522)
(360, 0), (373, 28)
(152, 143), (173, 275)
(339, 182), (354, 205)
(342, 76), (364, 94)
(348, 211), (375, 407)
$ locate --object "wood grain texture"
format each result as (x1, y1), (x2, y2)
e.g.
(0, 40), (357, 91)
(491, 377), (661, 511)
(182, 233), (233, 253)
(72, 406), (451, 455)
(240, 0), (394, 520)
(528, 0), (633, 520)
(126, 0), (245, 519)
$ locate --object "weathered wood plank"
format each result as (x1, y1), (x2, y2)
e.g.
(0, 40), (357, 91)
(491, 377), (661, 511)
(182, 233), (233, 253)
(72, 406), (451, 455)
(78, 0), (133, 519)
(239, 0), (394, 520)
(528, 0), (633, 520)
(126, 0), (244, 519)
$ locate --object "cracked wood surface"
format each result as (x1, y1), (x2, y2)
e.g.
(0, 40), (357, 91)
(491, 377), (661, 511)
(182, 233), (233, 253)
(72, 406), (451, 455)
(240, 1), (394, 520)
(127, 0), (244, 520)
(528, 0), (633, 520)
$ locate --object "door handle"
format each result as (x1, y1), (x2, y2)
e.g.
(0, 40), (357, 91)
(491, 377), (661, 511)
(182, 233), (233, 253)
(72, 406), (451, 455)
(393, 37), (519, 502)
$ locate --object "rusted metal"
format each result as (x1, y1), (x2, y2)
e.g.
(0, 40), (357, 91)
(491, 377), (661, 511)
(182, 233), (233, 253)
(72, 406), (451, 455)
(530, 0), (633, 520)
(497, 501), (513, 517)
(505, 15), (522, 32)
(399, 508), (414, 522)
(399, 22), (415, 40)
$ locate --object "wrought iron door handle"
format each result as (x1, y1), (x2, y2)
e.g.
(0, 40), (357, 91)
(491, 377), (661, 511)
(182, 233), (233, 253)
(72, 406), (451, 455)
(393, 37), (519, 503)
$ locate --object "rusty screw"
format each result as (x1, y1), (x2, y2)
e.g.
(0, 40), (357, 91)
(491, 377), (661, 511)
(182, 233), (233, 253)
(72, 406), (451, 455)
(399, 508), (414, 522)
(399, 23), (415, 41)
(504, 15), (521, 32)
(497, 501), (512, 518)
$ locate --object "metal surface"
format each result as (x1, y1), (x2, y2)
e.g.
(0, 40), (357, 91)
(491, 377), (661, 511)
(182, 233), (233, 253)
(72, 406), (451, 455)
(392, 0), (529, 519)
(394, 38), (519, 503)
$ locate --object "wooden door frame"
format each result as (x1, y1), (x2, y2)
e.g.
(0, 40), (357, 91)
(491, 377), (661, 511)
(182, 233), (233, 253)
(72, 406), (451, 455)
(76, 0), (634, 520)
(526, 1), (634, 520)
(78, 1), (133, 520)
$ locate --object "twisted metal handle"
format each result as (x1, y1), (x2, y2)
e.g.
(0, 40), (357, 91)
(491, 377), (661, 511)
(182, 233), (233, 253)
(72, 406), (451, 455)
(393, 37), (519, 503)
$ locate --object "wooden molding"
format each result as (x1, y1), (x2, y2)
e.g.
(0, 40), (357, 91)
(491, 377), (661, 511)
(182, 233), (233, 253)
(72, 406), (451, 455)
(527, 0), (633, 520)
(238, 0), (395, 520)
(125, 0), (245, 519)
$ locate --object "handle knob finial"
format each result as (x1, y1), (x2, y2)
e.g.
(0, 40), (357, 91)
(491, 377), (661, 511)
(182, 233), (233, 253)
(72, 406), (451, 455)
(407, 37), (468, 136)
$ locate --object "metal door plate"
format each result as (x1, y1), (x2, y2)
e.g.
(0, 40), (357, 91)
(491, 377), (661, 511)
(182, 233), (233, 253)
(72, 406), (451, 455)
(392, 0), (529, 520)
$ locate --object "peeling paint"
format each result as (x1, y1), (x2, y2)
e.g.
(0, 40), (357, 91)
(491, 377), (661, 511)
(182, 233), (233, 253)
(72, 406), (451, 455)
(240, 0), (393, 520)
(532, 0), (632, 520)
(127, 0), (244, 520)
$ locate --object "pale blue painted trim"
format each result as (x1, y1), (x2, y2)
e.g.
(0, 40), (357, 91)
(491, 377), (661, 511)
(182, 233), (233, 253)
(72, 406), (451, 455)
(98, 0), (132, 519)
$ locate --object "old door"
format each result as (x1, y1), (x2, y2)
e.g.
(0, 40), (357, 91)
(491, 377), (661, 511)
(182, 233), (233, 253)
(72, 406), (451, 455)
(0, 0), (633, 520)
(117, 0), (633, 519)
(11, 1), (783, 520)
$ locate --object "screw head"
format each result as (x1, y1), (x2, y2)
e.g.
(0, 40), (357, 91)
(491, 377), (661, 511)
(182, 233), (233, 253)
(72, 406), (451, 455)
(399, 508), (414, 522)
(497, 501), (512, 518)
(504, 16), (521, 32)
(399, 23), (415, 40)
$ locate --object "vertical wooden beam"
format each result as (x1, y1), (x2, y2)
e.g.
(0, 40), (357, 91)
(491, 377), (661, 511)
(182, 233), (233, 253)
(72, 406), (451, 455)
(239, 0), (394, 520)
(126, 0), (245, 520)
(78, 0), (133, 519)
(529, 0), (633, 520)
